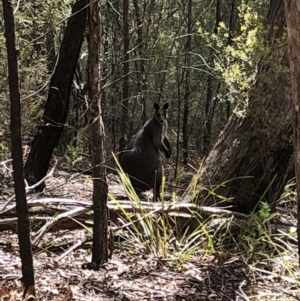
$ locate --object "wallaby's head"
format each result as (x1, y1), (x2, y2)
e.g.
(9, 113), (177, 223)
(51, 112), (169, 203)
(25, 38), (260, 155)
(153, 102), (169, 124)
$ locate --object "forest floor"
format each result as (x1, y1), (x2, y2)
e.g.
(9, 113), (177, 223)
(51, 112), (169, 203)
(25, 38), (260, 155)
(0, 171), (299, 301)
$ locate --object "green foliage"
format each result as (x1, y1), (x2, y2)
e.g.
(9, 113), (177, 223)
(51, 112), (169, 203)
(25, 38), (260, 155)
(278, 179), (297, 212)
(1, 2), (298, 295)
(111, 153), (215, 267)
(0, 0), (74, 159)
(64, 146), (84, 170)
(111, 161), (299, 289)
(1, 0), (288, 163)
(198, 1), (267, 115)
(223, 202), (277, 254)
(29, 216), (43, 231)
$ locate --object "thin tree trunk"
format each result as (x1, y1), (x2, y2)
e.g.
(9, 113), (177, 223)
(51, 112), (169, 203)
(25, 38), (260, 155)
(121, 0), (129, 137)
(182, 0), (192, 167)
(87, 0), (108, 265)
(284, 0), (300, 266)
(45, 23), (56, 73)
(185, 0), (293, 213)
(133, 0), (147, 123)
(203, 74), (212, 156)
(107, 0), (120, 151)
(2, 0), (35, 298)
(174, 65), (182, 179)
(226, 0), (235, 121)
(24, 0), (87, 187)
(203, 0), (221, 156)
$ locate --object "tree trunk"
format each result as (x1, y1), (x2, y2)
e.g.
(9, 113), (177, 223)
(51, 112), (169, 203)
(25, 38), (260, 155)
(121, 0), (129, 138)
(133, 0), (147, 124)
(2, 0), (35, 298)
(284, 0), (300, 266)
(182, 0), (192, 167)
(87, 0), (109, 265)
(226, 0), (236, 121)
(174, 69), (182, 179)
(45, 23), (56, 74)
(203, 0), (221, 156)
(185, 0), (293, 213)
(24, 0), (87, 187)
(105, 0), (120, 152)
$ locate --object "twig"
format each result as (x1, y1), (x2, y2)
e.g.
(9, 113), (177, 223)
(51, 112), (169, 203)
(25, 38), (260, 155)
(25, 160), (57, 191)
(236, 280), (250, 301)
(57, 240), (84, 261)
(0, 159), (13, 172)
(0, 197), (91, 215)
(0, 161), (57, 212)
(32, 207), (88, 245)
(13, 0), (21, 14)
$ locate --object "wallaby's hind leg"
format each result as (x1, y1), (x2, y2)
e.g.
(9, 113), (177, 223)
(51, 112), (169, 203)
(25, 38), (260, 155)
(153, 167), (163, 202)
(154, 185), (161, 202)
(153, 184), (161, 202)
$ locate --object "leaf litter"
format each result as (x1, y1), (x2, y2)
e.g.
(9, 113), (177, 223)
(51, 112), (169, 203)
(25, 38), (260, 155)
(0, 173), (299, 300)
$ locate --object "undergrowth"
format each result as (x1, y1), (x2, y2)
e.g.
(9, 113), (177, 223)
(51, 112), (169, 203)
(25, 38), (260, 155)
(109, 155), (300, 293)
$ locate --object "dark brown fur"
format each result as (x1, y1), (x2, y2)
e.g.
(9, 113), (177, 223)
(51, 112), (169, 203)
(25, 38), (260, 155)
(118, 103), (171, 201)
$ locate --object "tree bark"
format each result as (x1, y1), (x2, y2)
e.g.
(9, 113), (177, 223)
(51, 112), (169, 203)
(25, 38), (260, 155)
(185, 0), (293, 213)
(284, 0), (300, 266)
(203, 0), (221, 156)
(45, 23), (56, 74)
(121, 0), (129, 138)
(182, 0), (192, 167)
(24, 0), (87, 187)
(133, 0), (147, 124)
(226, 0), (235, 121)
(87, 0), (108, 265)
(2, 0), (35, 298)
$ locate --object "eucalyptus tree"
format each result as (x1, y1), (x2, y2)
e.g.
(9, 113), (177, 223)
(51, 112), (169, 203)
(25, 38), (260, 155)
(2, 0), (35, 298)
(87, 0), (109, 265)
(185, 0), (293, 213)
(284, 0), (300, 264)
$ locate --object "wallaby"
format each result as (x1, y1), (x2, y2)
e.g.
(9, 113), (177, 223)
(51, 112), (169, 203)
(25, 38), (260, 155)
(118, 102), (171, 201)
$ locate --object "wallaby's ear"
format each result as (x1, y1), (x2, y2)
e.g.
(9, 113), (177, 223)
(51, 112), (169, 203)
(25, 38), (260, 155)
(162, 103), (169, 110)
(154, 103), (160, 111)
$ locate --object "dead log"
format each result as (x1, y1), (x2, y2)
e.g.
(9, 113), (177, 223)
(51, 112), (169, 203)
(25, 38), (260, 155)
(0, 197), (295, 246)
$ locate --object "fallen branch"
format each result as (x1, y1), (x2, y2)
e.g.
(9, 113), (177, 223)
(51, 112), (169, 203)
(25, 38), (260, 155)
(57, 239), (85, 261)
(0, 196), (251, 238)
(0, 161), (57, 212)
(32, 206), (88, 245)
(0, 197), (91, 215)
(0, 196), (248, 219)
